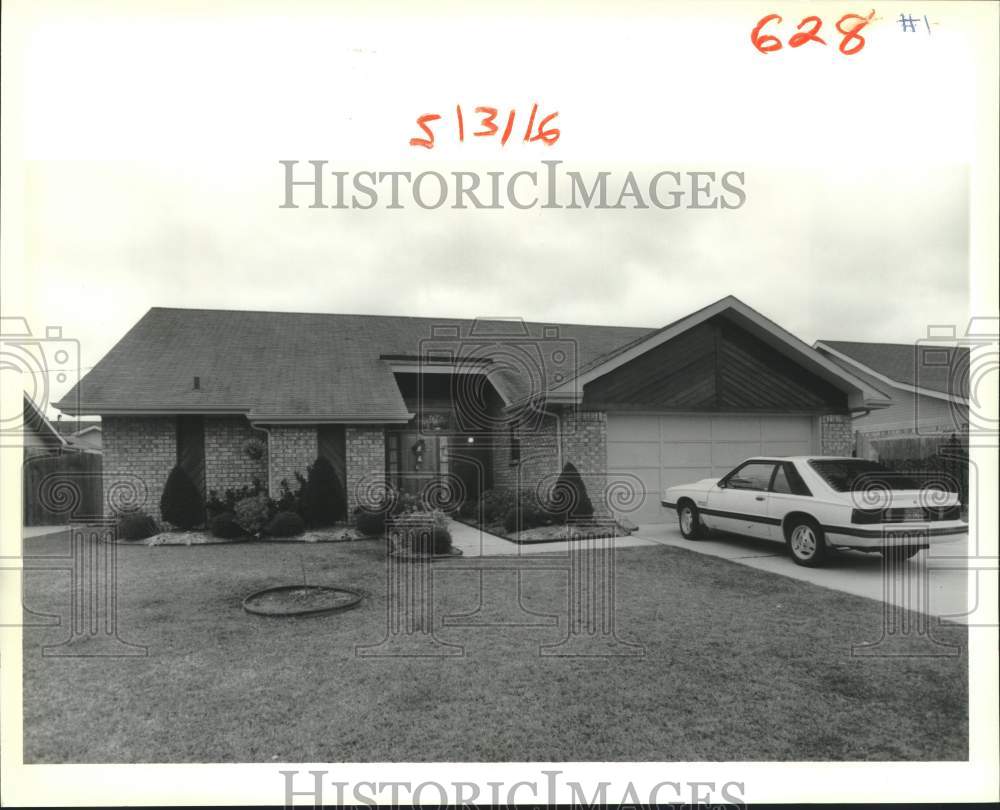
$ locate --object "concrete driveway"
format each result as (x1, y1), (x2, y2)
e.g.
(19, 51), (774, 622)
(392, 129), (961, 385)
(634, 522), (977, 623)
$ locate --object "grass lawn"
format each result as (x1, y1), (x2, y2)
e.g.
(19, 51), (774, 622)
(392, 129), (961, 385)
(22, 530), (967, 762)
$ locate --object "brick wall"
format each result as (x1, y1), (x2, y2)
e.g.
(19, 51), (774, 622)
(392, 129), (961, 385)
(820, 414), (854, 456)
(490, 410), (610, 516)
(346, 426), (386, 511)
(268, 425), (317, 496)
(101, 416), (175, 520)
(559, 409), (609, 517)
(204, 416), (268, 495)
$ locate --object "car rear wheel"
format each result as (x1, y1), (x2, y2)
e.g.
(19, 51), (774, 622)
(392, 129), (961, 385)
(786, 518), (827, 567)
(678, 502), (704, 540)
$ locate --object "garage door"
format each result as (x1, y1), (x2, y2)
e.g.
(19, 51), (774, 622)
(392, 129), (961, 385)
(607, 413), (817, 525)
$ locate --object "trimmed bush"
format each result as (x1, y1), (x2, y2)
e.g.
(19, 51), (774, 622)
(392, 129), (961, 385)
(209, 512), (245, 539)
(116, 510), (158, 541)
(302, 457), (346, 527)
(479, 488), (517, 524)
(393, 510), (451, 554)
(265, 510), (306, 538)
(548, 462), (594, 524)
(355, 507), (388, 537)
(160, 466), (205, 529)
(274, 475), (305, 515)
(206, 478), (266, 520)
(234, 492), (270, 537)
(501, 493), (550, 533)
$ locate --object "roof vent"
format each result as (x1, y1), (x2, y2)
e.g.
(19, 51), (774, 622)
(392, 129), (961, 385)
(193, 376), (201, 390)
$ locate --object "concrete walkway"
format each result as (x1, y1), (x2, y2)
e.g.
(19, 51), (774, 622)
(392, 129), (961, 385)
(22, 526), (68, 539)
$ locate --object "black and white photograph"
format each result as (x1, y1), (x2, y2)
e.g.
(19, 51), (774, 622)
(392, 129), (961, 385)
(1, 1), (998, 807)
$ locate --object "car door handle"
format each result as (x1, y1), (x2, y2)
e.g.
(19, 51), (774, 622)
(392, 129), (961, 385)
(755, 495), (765, 501)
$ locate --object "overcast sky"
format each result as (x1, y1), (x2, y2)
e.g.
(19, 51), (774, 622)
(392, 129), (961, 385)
(4, 4), (984, 413)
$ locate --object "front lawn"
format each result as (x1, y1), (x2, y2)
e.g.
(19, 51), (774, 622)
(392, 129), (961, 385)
(22, 531), (967, 762)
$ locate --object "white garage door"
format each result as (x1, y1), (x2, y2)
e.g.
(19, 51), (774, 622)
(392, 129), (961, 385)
(607, 413), (817, 525)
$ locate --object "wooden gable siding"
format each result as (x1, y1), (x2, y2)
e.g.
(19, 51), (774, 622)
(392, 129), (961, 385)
(582, 316), (847, 412)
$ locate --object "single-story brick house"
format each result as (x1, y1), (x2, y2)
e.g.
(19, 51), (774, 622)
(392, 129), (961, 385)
(55, 296), (891, 526)
(813, 340), (969, 461)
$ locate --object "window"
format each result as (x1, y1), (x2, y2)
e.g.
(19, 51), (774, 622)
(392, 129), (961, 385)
(724, 461), (776, 491)
(771, 463), (812, 496)
(771, 465), (793, 494)
(808, 459), (920, 493)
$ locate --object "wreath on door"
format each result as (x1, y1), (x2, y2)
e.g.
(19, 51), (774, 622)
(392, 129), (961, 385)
(411, 439), (426, 469)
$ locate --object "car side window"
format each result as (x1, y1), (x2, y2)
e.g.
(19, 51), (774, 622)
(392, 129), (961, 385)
(771, 462), (813, 496)
(771, 465), (793, 494)
(726, 462), (776, 491)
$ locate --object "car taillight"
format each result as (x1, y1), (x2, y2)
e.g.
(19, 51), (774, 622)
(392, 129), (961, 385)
(851, 508), (883, 524)
(930, 504), (963, 521)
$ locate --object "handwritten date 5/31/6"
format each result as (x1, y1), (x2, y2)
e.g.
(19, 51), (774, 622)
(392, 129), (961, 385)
(410, 104), (559, 150)
(752, 10), (875, 55)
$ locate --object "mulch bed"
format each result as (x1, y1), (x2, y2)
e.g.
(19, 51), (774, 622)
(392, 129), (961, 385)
(126, 526), (376, 546)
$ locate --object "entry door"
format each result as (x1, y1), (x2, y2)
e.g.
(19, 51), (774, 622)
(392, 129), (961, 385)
(392, 430), (445, 495)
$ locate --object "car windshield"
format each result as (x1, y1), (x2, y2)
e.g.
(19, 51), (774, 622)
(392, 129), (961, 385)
(808, 459), (923, 492)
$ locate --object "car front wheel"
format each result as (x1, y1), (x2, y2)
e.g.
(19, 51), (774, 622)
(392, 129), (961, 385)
(786, 518), (827, 567)
(678, 502), (704, 540)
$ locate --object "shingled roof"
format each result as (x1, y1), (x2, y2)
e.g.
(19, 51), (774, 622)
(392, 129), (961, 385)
(816, 341), (969, 399)
(55, 307), (652, 421)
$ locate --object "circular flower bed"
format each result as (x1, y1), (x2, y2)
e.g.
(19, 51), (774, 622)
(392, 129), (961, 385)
(242, 585), (364, 617)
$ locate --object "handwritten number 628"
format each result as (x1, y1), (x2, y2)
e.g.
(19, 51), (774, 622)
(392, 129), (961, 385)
(752, 11), (875, 55)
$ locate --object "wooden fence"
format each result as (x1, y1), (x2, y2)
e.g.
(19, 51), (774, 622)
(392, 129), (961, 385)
(22, 452), (103, 526)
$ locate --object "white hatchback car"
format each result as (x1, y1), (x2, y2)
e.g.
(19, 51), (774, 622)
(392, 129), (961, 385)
(661, 456), (967, 567)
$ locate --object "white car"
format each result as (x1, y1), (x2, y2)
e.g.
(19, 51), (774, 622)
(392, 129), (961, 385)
(661, 456), (967, 567)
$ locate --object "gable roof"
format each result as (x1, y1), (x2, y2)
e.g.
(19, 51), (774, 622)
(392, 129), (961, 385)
(545, 296), (892, 410)
(52, 419), (101, 436)
(54, 307), (652, 422)
(23, 395), (69, 449)
(814, 340), (969, 403)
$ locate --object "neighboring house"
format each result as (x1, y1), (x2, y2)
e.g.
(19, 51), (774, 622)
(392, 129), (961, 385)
(813, 340), (969, 460)
(55, 296), (891, 526)
(22, 395), (71, 458)
(53, 419), (103, 453)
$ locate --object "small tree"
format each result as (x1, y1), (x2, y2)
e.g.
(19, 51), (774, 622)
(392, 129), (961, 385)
(160, 465), (205, 529)
(301, 456), (345, 527)
(549, 462), (594, 524)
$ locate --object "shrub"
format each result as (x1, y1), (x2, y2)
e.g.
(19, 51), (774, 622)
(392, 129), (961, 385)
(265, 510), (306, 537)
(160, 466), (205, 529)
(116, 510), (159, 541)
(274, 475), (305, 515)
(301, 457), (345, 527)
(206, 478), (266, 519)
(479, 488), (517, 524)
(355, 507), (388, 537)
(501, 492), (551, 533)
(209, 512), (245, 539)
(394, 510), (451, 554)
(548, 462), (594, 524)
(234, 492), (270, 537)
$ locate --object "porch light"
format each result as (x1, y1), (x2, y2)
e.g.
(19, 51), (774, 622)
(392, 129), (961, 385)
(467, 437), (475, 444)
